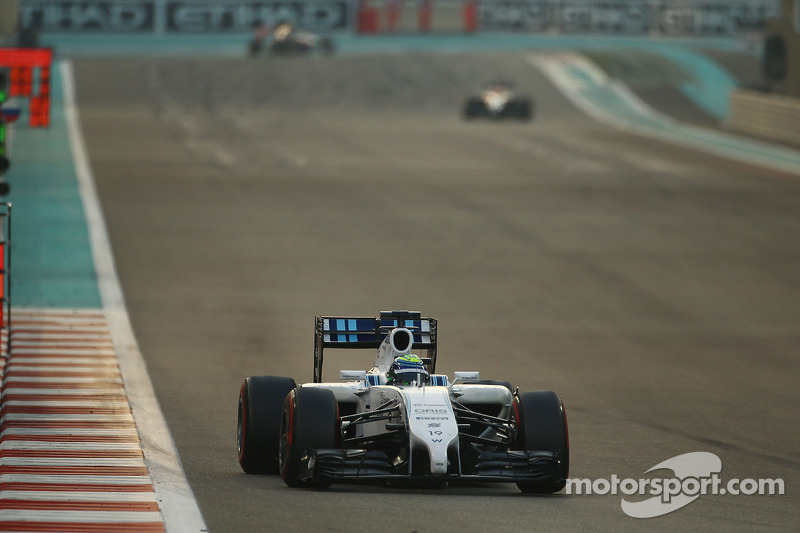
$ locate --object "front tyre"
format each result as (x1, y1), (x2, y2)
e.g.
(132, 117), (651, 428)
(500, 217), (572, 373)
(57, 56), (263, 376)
(279, 387), (340, 488)
(513, 390), (569, 494)
(319, 37), (335, 55)
(237, 375), (296, 474)
(463, 97), (485, 119)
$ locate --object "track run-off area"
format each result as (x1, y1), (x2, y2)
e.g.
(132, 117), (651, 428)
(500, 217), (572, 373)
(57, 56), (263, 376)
(4, 34), (800, 532)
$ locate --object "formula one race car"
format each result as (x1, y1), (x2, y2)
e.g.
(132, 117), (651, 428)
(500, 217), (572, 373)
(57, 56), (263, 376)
(462, 82), (534, 121)
(237, 311), (568, 493)
(248, 21), (335, 57)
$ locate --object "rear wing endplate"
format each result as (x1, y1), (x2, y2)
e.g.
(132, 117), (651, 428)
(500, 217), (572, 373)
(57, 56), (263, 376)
(313, 310), (437, 383)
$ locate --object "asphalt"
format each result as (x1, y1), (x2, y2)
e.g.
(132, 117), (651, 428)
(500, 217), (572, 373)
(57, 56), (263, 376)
(69, 47), (800, 533)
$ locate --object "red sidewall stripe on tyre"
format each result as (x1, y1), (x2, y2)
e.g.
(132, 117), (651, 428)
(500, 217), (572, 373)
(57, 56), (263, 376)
(238, 382), (246, 463)
(281, 392), (295, 479)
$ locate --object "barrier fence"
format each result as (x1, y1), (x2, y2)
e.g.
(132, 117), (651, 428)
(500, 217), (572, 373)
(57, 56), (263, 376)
(16, 0), (779, 35)
(727, 88), (800, 147)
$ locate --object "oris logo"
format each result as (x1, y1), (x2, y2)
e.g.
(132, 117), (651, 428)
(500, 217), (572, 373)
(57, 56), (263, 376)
(413, 404), (449, 415)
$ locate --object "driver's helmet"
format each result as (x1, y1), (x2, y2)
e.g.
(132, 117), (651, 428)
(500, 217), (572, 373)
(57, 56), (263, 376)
(388, 354), (429, 385)
(273, 21), (294, 40)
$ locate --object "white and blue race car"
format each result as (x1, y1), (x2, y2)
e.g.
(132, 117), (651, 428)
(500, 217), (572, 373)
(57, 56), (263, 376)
(462, 82), (534, 121)
(237, 311), (568, 493)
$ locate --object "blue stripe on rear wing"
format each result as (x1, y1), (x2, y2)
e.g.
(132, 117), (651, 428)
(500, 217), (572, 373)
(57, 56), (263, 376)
(313, 311), (437, 383)
(321, 317), (434, 345)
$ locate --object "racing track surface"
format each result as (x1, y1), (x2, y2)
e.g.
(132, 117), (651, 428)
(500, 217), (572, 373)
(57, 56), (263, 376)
(73, 51), (799, 532)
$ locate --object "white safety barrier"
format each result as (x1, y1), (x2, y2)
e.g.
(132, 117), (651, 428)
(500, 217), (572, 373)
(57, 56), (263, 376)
(726, 89), (800, 147)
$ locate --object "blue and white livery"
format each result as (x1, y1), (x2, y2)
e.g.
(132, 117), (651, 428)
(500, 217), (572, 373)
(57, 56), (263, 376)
(237, 310), (569, 493)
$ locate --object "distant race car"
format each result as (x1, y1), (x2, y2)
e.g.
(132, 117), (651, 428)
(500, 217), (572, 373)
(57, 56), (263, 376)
(237, 310), (569, 493)
(248, 21), (335, 57)
(462, 83), (534, 121)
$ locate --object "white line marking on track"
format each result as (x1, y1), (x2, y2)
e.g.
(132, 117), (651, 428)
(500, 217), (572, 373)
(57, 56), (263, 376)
(4, 400), (132, 406)
(5, 361), (117, 368)
(0, 474), (154, 484)
(0, 510), (165, 522)
(5, 368), (121, 374)
(2, 388), (126, 395)
(2, 428), (140, 435)
(0, 491), (158, 501)
(12, 332), (110, 338)
(529, 52), (800, 176)
(61, 59), (207, 533)
(0, 458), (147, 467)
(2, 415), (135, 422)
(0, 442), (145, 450)
(1, 374), (122, 384)
(8, 349), (116, 356)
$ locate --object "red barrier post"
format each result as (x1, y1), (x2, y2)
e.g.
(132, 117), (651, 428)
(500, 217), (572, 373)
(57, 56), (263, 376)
(357, 0), (379, 33)
(418, 0), (433, 32)
(387, 0), (402, 31)
(463, 0), (477, 33)
(10, 67), (32, 97)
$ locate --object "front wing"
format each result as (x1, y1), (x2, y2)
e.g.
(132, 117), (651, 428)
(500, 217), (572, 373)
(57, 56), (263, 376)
(298, 448), (563, 484)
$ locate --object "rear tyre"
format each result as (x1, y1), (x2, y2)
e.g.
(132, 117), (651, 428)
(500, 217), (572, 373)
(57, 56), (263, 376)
(279, 387), (340, 488)
(247, 38), (262, 57)
(463, 97), (484, 119)
(515, 98), (533, 121)
(237, 375), (296, 474)
(513, 391), (569, 493)
(270, 40), (312, 56)
(319, 37), (335, 55)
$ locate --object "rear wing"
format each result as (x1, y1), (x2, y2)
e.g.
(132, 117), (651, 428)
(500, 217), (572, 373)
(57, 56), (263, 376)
(313, 310), (437, 383)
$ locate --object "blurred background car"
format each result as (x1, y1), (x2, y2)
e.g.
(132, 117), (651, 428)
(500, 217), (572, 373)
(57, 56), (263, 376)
(462, 82), (533, 121)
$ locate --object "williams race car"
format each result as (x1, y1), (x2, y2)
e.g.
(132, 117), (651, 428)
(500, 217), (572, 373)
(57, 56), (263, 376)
(248, 21), (335, 57)
(462, 82), (534, 121)
(237, 311), (569, 492)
